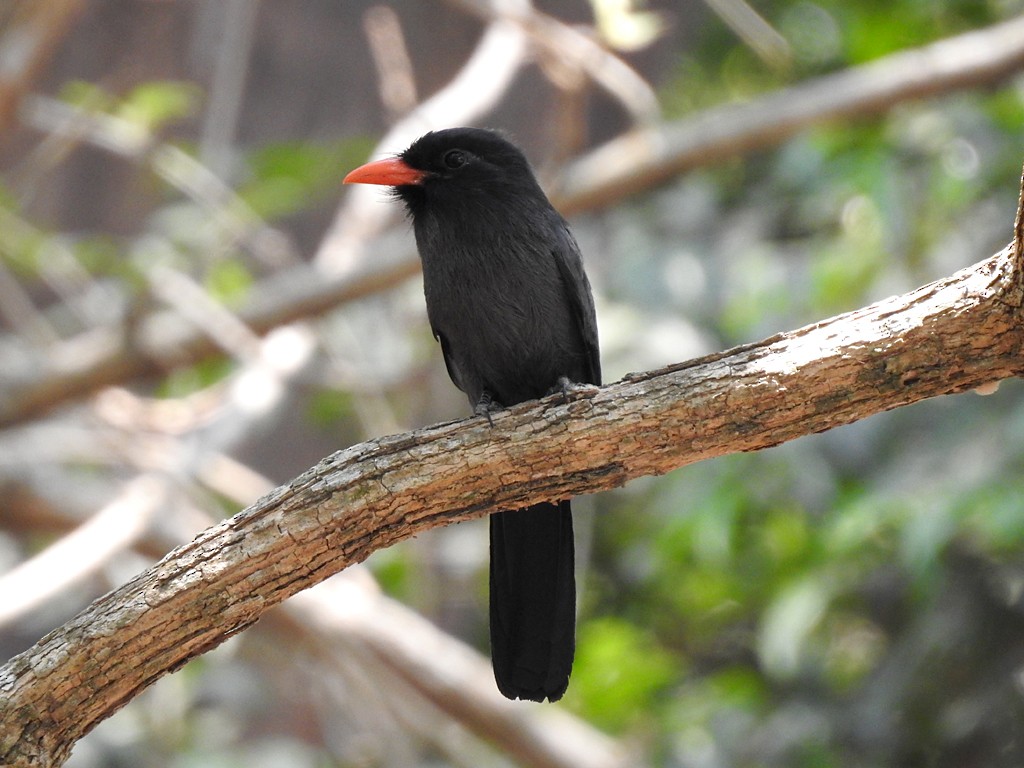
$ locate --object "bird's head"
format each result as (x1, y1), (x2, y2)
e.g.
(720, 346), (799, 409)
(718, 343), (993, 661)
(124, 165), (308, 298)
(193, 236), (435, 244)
(344, 128), (542, 218)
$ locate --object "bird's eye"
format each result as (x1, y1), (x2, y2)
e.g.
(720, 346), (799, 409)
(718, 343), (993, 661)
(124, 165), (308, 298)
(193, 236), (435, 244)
(443, 150), (467, 169)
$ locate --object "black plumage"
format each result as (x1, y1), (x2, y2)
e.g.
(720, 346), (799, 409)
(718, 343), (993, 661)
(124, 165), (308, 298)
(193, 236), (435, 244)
(344, 127), (601, 702)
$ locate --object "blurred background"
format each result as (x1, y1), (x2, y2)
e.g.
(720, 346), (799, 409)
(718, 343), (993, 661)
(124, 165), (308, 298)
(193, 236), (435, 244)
(2, 0), (1024, 766)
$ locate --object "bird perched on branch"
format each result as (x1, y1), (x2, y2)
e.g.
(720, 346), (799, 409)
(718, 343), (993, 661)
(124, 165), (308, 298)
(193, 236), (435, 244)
(344, 127), (601, 702)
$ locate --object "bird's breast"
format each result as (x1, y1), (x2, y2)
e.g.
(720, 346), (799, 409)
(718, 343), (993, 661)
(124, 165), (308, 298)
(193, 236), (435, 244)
(420, 244), (581, 405)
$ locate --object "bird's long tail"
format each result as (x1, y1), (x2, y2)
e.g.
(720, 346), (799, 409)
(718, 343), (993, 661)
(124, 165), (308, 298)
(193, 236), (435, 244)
(489, 501), (575, 702)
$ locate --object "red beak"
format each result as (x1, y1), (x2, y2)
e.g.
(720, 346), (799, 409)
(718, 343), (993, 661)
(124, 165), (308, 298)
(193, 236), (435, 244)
(343, 157), (427, 186)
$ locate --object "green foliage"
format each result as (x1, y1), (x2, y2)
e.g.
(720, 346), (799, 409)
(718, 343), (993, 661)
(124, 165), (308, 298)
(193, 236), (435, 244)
(239, 138), (375, 220)
(204, 258), (254, 307)
(958, 480), (1024, 551)
(157, 357), (235, 399)
(367, 544), (413, 602)
(581, 434), (1024, 757)
(567, 617), (677, 731)
(60, 79), (201, 130)
(305, 390), (354, 429)
(117, 81), (202, 130)
(71, 234), (127, 277)
(58, 79), (116, 111)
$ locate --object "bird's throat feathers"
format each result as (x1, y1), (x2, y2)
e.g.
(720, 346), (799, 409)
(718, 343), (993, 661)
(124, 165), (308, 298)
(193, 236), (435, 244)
(410, 195), (556, 280)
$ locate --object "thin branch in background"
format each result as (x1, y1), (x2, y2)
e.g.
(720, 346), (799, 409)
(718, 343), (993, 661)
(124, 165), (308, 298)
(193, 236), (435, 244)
(197, 0), (261, 178)
(92, 387), (224, 442)
(196, 451), (276, 502)
(0, 206), (119, 329)
(8, 81), (110, 206)
(0, 474), (168, 627)
(0, 258), (58, 347)
(704, 0), (792, 69)
(314, 0), (532, 273)
(0, 421), (149, 472)
(19, 95), (296, 268)
(452, 0), (661, 125)
(555, 13), (1024, 213)
(93, 385), (284, 502)
(0, 0), (85, 133)
(363, 5), (419, 121)
(145, 263), (262, 364)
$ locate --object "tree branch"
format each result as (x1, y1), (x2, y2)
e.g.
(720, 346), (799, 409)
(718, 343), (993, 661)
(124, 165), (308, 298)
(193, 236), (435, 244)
(292, 577), (635, 768)
(0, 0), (85, 133)
(0, 471), (633, 767)
(2, 233), (1022, 764)
(554, 13), (1024, 213)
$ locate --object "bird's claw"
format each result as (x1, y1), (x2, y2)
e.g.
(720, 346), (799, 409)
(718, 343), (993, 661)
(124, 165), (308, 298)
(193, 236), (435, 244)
(550, 376), (598, 404)
(474, 391), (503, 426)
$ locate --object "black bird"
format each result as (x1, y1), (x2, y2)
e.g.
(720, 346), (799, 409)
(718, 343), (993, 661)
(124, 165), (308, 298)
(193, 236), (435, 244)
(344, 128), (600, 702)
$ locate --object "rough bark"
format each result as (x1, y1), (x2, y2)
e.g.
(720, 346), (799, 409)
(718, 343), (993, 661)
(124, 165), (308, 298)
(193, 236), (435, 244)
(1, 233), (1023, 765)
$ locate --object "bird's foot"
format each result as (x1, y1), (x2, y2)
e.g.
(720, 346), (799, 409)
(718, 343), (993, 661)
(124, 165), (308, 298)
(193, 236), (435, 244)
(473, 391), (503, 426)
(549, 376), (599, 403)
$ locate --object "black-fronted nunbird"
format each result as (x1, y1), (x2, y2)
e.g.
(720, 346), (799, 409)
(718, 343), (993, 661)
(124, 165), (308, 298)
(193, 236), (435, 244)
(344, 127), (601, 702)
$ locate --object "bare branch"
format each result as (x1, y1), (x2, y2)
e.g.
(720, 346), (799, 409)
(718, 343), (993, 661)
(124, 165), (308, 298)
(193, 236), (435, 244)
(0, 0), (85, 133)
(145, 264), (263, 363)
(196, 0), (260, 177)
(363, 5), (419, 120)
(554, 13), (1024, 213)
(295, 577), (636, 768)
(314, 0), (531, 272)
(450, 0), (661, 124)
(2, 239), (1022, 765)
(0, 475), (169, 628)
(703, 0), (791, 68)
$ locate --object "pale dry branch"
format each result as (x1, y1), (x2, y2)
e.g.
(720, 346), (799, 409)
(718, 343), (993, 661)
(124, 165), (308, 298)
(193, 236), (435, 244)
(19, 94), (295, 267)
(314, 0), (532, 273)
(0, 0), (85, 133)
(704, 0), (791, 68)
(197, 0), (260, 177)
(294, 575), (636, 768)
(0, 475), (169, 628)
(145, 264), (263, 363)
(555, 13), (1024, 213)
(363, 5), (419, 120)
(0, 258), (58, 347)
(450, 0), (662, 124)
(2, 229), (1022, 764)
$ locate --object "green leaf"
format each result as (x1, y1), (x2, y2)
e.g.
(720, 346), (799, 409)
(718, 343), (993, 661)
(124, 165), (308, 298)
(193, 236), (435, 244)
(204, 259), (253, 307)
(306, 390), (353, 429)
(568, 617), (677, 731)
(240, 138), (376, 220)
(117, 81), (201, 129)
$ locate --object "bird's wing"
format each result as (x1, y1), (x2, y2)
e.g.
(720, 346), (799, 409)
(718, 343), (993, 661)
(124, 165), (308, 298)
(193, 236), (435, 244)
(552, 223), (602, 386)
(433, 328), (466, 395)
